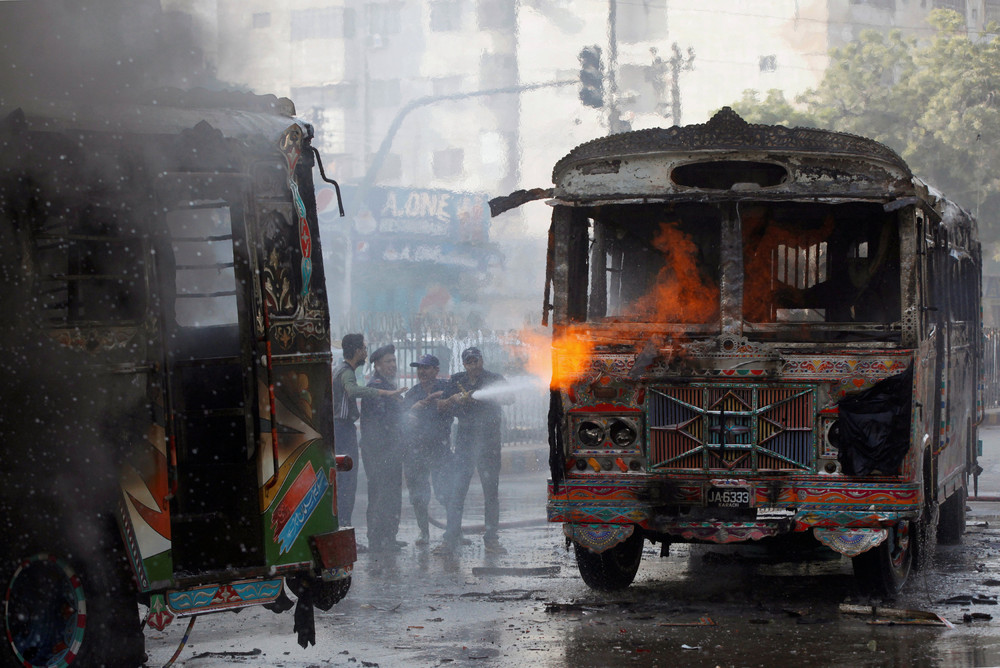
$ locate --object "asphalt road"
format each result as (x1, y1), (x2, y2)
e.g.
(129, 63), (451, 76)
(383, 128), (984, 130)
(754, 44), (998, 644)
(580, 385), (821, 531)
(141, 432), (1000, 667)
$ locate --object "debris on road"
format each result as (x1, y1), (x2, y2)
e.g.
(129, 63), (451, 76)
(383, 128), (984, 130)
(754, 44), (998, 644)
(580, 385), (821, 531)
(839, 603), (954, 628)
(964, 612), (994, 623)
(471, 566), (561, 577)
(658, 616), (716, 627)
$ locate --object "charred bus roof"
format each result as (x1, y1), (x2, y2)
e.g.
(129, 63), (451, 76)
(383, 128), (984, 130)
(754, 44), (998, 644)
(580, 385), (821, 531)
(2, 87), (310, 145)
(550, 107), (915, 205)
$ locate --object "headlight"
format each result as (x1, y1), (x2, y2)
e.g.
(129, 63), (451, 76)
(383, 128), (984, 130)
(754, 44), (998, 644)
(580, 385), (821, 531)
(578, 421), (605, 447)
(609, 419), (638, 447)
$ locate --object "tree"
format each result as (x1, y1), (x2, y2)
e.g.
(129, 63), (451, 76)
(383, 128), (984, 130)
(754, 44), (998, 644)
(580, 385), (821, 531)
(732, 10), (1000, 251)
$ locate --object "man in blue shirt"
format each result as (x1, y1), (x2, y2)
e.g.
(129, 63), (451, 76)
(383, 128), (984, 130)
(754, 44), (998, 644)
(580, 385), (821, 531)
(360, 344), (406, 553)
(402, 354), (455, 546)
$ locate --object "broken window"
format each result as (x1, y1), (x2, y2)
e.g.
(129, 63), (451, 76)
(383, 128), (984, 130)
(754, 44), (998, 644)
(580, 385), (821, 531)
(35, 205), (145, 325)
(742, 202), (900, 325)
(165, 203), (239, 328)
(585, 202), (722, 325)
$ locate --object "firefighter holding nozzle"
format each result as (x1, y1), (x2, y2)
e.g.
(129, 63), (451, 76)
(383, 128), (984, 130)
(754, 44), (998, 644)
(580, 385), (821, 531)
(435, 346), (513, 555)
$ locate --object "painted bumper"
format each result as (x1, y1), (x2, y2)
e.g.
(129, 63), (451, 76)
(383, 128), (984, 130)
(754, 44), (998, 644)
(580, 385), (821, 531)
(548, 476), (921, 533)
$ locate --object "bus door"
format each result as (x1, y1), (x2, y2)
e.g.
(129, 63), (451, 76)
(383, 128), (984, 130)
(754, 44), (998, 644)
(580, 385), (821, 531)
(156, 174), (264, 575)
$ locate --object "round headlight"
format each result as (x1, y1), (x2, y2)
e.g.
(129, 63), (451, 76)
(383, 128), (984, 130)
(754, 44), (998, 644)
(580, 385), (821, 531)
(827, 420), (841, 449)
(609, 419), (638, 447)
(578, 421), (605, 447)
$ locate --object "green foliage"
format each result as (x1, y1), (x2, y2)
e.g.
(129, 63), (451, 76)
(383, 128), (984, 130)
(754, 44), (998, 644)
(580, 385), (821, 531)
(730, 89), (818, 128)
(733, 9), (1000, 250)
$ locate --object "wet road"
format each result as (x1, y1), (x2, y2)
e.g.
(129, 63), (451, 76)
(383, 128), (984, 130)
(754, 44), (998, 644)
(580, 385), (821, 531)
(143, 429), (1000, 667)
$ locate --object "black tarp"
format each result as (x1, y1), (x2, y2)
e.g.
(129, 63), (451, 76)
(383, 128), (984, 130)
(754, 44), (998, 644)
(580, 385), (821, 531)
(836, 365), (913, 476)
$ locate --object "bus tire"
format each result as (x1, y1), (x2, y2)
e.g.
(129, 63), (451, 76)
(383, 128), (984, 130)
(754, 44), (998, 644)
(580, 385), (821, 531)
(851, 520), (913, 598)
(1, 523), (144, 667)
(574, 530), (643, 591)
(937, 487), (967, 545)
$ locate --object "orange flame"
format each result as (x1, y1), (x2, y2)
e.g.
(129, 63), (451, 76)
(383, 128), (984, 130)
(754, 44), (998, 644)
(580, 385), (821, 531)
(517, 326), (596, 390)
(632, 222), (718, 323)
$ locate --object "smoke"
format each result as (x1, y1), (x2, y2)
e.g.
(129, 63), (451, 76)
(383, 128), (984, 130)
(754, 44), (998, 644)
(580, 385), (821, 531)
(0, 0), (224, 597)
(0, 0), (217, 112)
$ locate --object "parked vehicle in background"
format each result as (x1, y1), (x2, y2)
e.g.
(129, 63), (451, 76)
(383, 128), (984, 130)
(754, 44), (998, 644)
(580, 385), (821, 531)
(0, 90), (355, 666)
(498, 108), (981, 597)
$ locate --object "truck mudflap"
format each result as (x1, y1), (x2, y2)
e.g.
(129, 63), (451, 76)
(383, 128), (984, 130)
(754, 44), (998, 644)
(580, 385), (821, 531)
(310, 527), (357, 578)
(564, 523), (635, 554)
(813, 527), (889, 556)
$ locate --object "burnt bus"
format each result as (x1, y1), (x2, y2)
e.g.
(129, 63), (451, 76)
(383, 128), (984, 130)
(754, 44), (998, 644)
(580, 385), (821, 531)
(0, 91), (355, 666)
(501, 108), (981, 596)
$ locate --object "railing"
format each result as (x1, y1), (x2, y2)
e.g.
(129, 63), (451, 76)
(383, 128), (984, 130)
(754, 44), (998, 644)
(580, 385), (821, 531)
(986, 328), (1000, 414)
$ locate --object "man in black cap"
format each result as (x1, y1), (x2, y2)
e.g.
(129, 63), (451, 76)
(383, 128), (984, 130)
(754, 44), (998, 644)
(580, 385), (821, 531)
(401, 353), (455, 546)
(360, 344), (406, 553)
(333, 333), (404, 537)
(436, 346), (512, 554)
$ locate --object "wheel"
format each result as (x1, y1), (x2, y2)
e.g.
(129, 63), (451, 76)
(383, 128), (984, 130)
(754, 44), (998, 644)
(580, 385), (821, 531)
(1, 520), (145, 667)
(574, 530), (643, 591)
(937, 487), (967, 545)
(852, 520), (913, 598)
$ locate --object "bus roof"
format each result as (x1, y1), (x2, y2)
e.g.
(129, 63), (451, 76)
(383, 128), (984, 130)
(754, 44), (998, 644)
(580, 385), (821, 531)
(2, 88), (308, 144)
(550, 107), (914, 204)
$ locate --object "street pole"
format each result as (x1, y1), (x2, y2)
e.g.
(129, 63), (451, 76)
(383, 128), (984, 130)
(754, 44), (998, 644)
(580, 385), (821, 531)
(606, 0), (625, 135)
(339, 79), (575, 323)
(354, 79), (576, 216)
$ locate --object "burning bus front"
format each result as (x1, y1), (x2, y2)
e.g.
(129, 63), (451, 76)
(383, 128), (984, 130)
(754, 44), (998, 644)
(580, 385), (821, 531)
(541, 110), (979, 597)
(548, 345), (922, 594)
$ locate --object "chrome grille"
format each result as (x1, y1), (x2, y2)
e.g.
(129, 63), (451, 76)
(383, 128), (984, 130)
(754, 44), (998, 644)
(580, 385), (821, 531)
(648, 384), (815, 471)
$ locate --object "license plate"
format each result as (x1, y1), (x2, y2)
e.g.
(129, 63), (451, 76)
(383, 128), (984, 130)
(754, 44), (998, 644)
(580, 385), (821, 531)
(705, 486), (752, 509)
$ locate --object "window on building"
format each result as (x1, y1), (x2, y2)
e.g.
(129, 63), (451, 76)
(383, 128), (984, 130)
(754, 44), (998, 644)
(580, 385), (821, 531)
(934, 0), (965, 13)
(480, 130), (507, 182)
(369, 79), (401, 107)
(367, 2), (403, 35)
(433, 148), (464, 179)
(478, 0), (515, 30)
(252, 12), (271, 29)
(849, 0), (896, 9)
(432, 75), (465, 96)
(759, 55), (777, 72)
(987, 0), (1000, 23)
(618, 0), (667, 44)
(292, 84), (358, 110)
(430, 1), (462, 31)
(291, 8), (355, 40)
(479, 52), (516, 88)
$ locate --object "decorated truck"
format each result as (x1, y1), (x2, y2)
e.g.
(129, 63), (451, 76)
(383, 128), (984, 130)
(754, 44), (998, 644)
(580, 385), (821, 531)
(0, 90), (355, 666)
(496, 108), (981, 597)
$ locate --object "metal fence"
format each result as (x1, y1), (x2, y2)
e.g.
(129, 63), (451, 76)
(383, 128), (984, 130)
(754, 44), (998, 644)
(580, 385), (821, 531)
(986, 328), (1000, 414)
(336, 314), (548, 446)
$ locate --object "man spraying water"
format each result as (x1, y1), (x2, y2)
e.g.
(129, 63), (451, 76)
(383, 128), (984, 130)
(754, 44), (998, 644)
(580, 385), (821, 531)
(435, 347), (513, 555)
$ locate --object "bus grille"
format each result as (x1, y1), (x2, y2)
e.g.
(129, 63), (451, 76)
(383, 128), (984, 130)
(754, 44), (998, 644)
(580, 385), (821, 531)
(648, 385), (815, 472)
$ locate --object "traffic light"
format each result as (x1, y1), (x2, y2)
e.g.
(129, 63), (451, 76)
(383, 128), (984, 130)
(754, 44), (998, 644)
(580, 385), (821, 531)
(578, 45), (604, 109)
